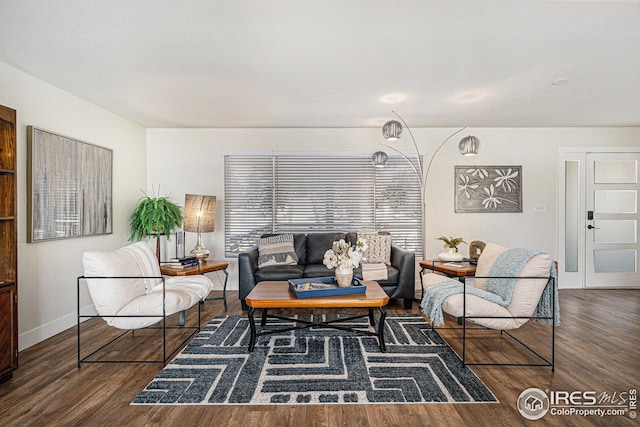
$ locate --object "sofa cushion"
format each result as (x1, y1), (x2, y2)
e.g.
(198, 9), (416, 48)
(112, 286), (200, 330)
(358, 232), (392, 265)
(292, 233), (308, 264)
(353, 265), (399, 284)
(255, 264), (305, 282)
(257, 234), (299, 268)
(473, 242), (508, 290)
(303, 264), (335, 278)
(82, 247), (147, 317)
(467, 242), (552, 327)
(306, 233), (347, 264)
(121, 241), (163, 291)
(163, 275), (213, 301)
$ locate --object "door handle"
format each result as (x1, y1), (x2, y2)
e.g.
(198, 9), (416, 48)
(587, 224), (600, 230)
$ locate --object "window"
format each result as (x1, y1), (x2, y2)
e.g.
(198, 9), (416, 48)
(225, 153), (422, 257)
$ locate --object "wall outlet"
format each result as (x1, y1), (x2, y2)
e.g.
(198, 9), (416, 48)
(534, 204), (546, 213)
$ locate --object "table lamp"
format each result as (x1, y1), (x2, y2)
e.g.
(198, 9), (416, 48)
(183, 194), (216, 261)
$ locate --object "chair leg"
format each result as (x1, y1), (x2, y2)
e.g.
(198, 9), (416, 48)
(403, 298), (413, 309)
(179, 310), (185, 326)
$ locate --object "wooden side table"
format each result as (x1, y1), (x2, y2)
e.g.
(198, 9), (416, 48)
(160, 260), (229, 311)
(418, 259), (477, 302)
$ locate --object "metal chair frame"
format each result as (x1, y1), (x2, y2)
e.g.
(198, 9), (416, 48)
(431, 275), (556, 371)
(77, 275), (201, 367)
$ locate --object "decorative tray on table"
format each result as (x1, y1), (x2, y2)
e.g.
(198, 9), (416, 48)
(288, 276), (366, 298)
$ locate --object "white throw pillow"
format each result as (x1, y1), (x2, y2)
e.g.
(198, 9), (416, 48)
(358, 232), (392, 265)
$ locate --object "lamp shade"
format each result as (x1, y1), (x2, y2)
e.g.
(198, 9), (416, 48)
(458, 135), (480, 156)
(382, 119), (403, 140)
(371, 151), (388, 168)
(183, 194), (216, 233)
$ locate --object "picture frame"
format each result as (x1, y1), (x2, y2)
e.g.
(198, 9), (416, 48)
(27, 126), (113, 242)
(454, 165), (522, 213)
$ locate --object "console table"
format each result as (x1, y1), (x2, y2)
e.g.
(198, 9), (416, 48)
(160, 260), (229, 311)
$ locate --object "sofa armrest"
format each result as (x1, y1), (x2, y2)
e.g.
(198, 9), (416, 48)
(390, 244), (416, 299)
(238, 245), (259, 302)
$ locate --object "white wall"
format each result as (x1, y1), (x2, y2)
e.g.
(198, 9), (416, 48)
(0, 62), (147, 350)
(2, 56), (637, 351)
(147, 127), (640, 293)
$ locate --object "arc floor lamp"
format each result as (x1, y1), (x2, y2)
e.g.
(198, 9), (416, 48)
(371, 110), (480, 257)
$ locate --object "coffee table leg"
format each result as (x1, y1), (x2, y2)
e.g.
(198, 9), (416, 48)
(368, 308), (376, 327)
(248, 307), (256, 352)
(377, 307), (387, 352)
(261, 309), (268, 326)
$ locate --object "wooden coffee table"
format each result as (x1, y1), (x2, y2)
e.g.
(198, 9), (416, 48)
(245, 280), (390, 352)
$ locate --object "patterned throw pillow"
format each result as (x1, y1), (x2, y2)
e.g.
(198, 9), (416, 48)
(257, 234), (299, 268)
(358, 232), (392, 265)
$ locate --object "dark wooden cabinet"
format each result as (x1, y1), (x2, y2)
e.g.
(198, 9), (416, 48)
(0, 104), (18, 382)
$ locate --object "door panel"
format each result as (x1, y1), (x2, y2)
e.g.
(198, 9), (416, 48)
(586, 153), (640, 288)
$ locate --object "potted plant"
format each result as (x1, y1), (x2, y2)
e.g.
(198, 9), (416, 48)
(129, 190), (183, 260)
(436, 235), (467, 261)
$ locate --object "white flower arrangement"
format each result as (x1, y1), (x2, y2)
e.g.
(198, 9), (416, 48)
(323, 238), (368, 271)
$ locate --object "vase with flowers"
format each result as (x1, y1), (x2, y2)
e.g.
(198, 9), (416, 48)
(323, 238), (368, 287)
(436, 235), (467, 261)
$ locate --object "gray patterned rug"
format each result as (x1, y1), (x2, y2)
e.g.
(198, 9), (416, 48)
(132, 313), (497, 405)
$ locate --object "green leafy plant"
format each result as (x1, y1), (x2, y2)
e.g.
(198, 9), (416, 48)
(436, 235), (467, 252)
(129, 190), (182, 242)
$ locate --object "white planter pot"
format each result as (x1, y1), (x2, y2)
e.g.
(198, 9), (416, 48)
(335, 266), (354, 287)
(438, 248), (464, 262)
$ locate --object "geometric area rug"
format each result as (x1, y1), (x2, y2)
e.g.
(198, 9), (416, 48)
(132, 314), (498, 405)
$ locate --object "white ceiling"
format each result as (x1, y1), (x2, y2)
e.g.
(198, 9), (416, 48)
(1, 0), (639, 128)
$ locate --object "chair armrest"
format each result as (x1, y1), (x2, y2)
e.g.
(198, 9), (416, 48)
(390, 244), (416, 299)
(238, 245), (259, 301)
(77, 275), (167, 317)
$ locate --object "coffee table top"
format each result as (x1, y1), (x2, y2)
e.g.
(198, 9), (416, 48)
(246, 280), (389, 309)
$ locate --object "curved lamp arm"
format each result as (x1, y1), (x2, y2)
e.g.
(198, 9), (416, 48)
(380, 142), (423, 190)
(390, 110), (424, 181)
(423, 127), (468, 191)
(384, 110), (467, 198)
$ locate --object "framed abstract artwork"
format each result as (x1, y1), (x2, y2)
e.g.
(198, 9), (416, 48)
(27, 127), (113, 242)
(454, 166), (522, 213)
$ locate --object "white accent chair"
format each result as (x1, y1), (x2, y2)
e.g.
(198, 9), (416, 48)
(77, 242), (213, 366)
(422, 242), (557, 369)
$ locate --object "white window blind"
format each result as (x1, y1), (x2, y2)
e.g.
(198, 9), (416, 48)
(225, 154), (422, 257)
(374, 157), (423, 254)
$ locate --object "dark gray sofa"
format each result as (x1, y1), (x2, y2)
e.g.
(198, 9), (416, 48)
(238, 232), (415, 310)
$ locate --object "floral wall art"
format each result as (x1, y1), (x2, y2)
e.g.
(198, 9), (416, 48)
(454, 165), (522, 213)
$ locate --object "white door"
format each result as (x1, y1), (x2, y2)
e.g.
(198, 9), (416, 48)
(585, 152), (640, 288)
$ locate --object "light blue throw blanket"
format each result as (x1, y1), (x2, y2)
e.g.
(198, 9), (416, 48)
(421, 248), (559, 326)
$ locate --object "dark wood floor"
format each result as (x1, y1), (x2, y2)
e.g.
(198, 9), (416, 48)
(0, 289), (638, 427)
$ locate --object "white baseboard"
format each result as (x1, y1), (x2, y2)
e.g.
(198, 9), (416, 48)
(19, 304), (96, 351)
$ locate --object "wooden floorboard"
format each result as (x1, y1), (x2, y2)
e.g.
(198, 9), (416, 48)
(0, 289), (638, 426)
